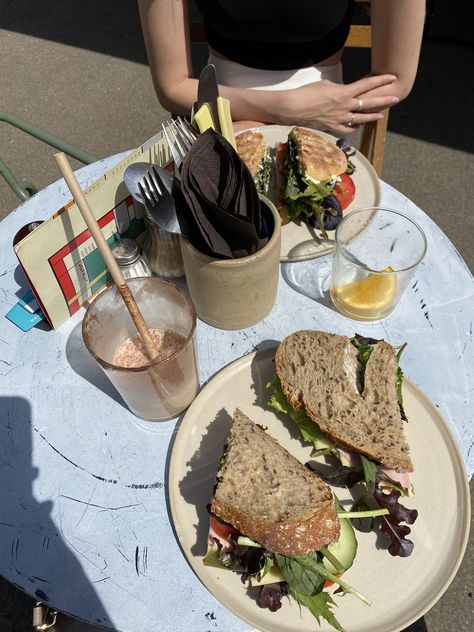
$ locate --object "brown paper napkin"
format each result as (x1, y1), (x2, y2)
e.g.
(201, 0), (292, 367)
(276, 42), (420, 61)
(180, 129), (268, 259)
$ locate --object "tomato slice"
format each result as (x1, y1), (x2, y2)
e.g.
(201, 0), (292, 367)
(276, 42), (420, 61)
(209, 514), (240, 541)
(334, 173), (356, 211)
(324, 572), (344, 589)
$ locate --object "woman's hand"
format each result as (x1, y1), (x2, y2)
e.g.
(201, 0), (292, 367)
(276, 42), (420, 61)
(280, 74), (400, 134)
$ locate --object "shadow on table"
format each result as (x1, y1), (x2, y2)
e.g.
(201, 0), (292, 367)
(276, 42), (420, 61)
(280, 258), (338, 313)
(0, 396), (113, 630)
(65, 320), (127, 409)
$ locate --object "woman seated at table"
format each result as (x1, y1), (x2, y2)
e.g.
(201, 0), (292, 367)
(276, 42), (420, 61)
(138, 0), (426, 134)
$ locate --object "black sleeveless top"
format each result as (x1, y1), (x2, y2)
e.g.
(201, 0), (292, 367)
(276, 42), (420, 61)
(194, 0), (355, 70)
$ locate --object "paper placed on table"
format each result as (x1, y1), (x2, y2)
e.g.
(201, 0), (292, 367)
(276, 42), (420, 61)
(13, 132), (173, 330)
(179, 129), (268, 259)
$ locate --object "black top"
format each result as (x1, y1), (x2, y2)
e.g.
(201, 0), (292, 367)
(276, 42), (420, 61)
(194, 0), (355, 70)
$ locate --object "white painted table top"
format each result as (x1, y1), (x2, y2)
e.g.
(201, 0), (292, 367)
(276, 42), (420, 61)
(0, 155), (472, 631)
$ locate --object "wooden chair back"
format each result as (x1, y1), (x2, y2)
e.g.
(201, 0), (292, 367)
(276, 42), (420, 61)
(344, 24), (389, 176)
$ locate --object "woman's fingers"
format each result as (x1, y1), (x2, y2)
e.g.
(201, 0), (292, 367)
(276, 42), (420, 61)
(333, 123), (358, 135)
(348, 74), (397, 97)
(348, 111), (385, 126)
(332, 110), (385, 134)
(352, 95), (399, 113)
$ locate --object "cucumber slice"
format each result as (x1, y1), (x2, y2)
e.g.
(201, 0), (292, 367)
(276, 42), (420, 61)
(248, 564), (284, 587)
(322, 515), (357, 574)
(203, 545), (223, 569)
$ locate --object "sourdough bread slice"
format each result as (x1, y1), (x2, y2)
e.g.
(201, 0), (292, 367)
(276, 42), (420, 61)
(210, 409), (340, 556)
(275, 330), (413, 472)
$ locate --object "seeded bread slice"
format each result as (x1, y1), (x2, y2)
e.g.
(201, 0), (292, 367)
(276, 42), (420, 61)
(210, 409), (340, 556)
(275, 330), (413, 472)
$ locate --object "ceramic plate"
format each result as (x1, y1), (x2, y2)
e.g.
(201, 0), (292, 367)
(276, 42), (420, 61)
(239, 125), (381, 262)
(168, 346), (470, 632)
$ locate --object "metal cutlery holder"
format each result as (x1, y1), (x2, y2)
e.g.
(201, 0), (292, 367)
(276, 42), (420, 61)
(142, 205), (185, 278)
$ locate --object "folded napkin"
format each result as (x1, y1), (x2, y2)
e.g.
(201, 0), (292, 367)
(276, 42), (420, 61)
(180, 129), (269, 259)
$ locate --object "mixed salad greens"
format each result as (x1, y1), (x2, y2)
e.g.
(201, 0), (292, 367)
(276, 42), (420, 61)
(282, 137), (356, 237)
(204, 500), (383, 632)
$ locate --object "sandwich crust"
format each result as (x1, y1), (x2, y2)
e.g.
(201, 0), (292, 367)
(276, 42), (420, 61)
(211, 409), (340, 556)
(235, 130), (268, 177)
(289, 127), (347, 182)
(275, 330), (413, 472)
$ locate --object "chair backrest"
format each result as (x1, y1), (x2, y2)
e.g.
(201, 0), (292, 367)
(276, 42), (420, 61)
(190, 10), (389, 177)
(344, 21), (389, 177)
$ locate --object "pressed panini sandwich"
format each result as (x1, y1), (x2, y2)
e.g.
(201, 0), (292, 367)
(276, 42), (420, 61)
(235, 130), (271, 194)
(276, 127), (356, 234)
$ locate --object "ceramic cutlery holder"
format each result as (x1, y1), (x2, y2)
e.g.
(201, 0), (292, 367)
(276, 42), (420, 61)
(180, 196), (281, 330)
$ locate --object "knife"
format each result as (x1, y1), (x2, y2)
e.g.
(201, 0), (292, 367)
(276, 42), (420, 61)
(196, 64), (220, 132)
(193, 64), (237, 148)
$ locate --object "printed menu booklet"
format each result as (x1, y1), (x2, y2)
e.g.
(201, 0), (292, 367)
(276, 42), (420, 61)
(13, 132), (172, 330)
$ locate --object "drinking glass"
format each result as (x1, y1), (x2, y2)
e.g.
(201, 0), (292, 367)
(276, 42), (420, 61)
(82, 277), (198, 420)
(330, 207), (427, 320)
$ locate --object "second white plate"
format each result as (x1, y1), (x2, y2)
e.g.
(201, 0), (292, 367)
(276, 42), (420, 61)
(244, 125), (381, 262)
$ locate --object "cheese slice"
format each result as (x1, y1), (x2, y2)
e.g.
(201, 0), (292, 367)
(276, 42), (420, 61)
(193, 104), (215, 134)
(216, 97), (236, 149)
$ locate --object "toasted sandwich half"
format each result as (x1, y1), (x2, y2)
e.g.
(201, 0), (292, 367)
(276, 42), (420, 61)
(211, 408), (340, 556)
(269, 331), (418, 558)
(235, 130), (271, 195)
(274, 330), (412, 473)
(277, 127), (354, 235)
(205, 409), (368, 628)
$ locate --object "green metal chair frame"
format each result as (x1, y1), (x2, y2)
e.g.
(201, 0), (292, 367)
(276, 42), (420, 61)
(0, 111), (97, 202)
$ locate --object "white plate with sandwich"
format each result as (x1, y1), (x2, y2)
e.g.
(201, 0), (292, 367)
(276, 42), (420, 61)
(235, 125), (381, 262)
(168, 333), (470, 632)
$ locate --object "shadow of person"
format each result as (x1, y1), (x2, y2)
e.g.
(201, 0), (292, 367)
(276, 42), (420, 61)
(0, 396), (113, 630)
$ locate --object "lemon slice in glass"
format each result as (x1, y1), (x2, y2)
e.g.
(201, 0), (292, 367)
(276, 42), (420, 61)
(332, 267), (397, 317)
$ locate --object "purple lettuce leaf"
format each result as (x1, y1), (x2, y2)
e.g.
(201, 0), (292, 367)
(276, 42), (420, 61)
(373, 488), (418, 557)
(258, 582), (288, 612)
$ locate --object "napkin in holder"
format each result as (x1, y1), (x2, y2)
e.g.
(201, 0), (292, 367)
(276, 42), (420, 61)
(179, 129), (270, 259)
(177, 129), (281, 329)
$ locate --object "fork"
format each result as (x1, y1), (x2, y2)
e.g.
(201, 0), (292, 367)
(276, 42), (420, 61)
(138, 165), (182, 235)
(161, 117), (199, 171)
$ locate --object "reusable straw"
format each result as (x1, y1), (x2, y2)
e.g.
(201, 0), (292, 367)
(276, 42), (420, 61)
(54, 152), (158, 361)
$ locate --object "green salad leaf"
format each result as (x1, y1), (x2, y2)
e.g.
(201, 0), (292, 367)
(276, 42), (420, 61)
(276, 553), (371, 605)
(294, 591), (346, 632)
(275, 552), (325, 597)
(360, 455), (377, 492)
(261, 556), (275, 579)
(267, 376), (331, 446)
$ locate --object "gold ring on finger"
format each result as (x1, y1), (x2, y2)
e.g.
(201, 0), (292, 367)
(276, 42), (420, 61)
(348, 112), (356, 127)
(356, 98), (363, 112)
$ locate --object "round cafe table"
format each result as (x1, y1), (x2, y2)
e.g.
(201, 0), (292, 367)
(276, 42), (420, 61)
(0, 155), (472, 632)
